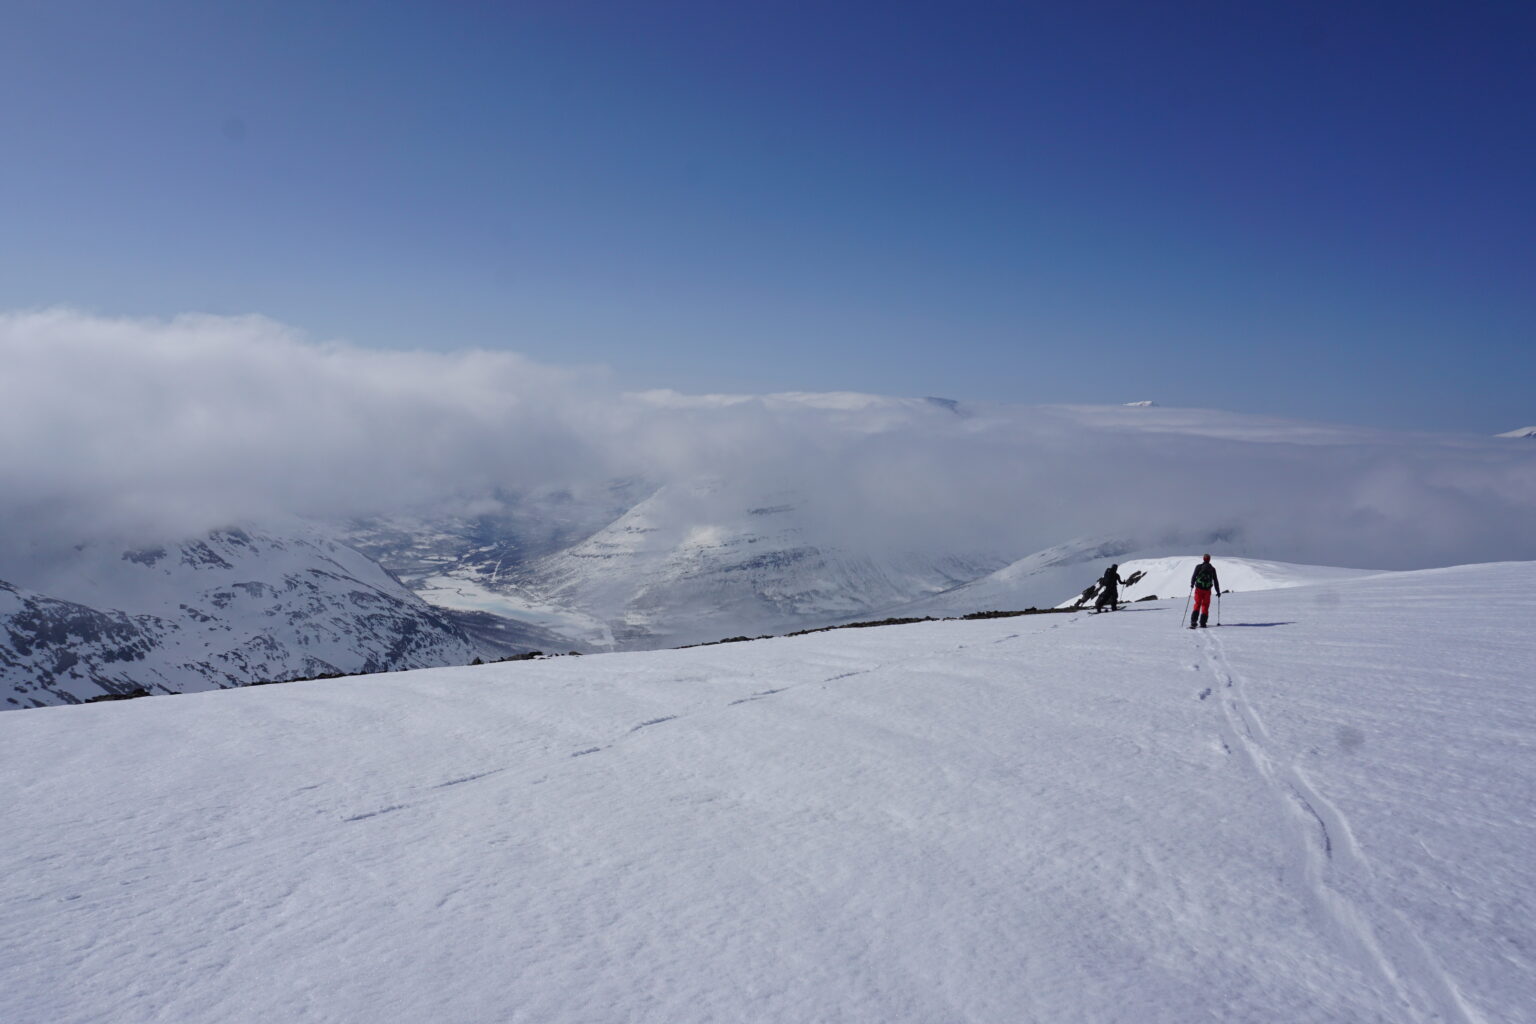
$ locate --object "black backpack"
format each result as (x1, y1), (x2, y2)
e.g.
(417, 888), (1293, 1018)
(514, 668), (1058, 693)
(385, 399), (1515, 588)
(1193, 563), (1216, 589)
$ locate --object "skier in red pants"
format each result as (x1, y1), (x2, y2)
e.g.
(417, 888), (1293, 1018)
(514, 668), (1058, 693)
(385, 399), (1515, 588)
(1190, 554), (1222, 629)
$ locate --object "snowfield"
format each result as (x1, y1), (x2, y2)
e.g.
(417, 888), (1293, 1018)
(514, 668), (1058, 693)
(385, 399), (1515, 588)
(3, 561), (1533, 1023)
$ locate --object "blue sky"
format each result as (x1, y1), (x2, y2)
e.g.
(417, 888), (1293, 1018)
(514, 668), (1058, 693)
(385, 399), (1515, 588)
(2, 1), (1532, 432)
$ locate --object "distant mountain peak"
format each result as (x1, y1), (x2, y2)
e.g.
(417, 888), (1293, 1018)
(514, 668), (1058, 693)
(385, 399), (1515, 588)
(1123, 400), (1157, 408)
(1496, 425), (1536, 438)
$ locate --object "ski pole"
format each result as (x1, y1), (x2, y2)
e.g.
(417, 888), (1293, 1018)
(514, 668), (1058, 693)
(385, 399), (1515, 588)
(1217, 590), (1222, 626)
(1180, 589), (1192, 630)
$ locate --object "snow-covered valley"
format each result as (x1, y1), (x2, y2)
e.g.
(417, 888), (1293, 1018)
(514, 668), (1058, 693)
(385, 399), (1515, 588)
(4, 560), (1532, 1023)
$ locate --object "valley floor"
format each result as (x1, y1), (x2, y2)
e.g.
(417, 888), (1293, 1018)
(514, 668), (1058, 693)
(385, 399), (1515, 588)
(2, 563), (1533, 1023)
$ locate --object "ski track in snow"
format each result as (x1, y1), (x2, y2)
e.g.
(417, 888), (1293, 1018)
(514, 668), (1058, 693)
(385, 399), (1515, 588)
(1201, 631), (1488, 1024)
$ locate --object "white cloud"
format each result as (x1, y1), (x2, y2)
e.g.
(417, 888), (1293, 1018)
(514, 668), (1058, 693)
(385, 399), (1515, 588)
(0, 309), (621, 550)
(2, 308), (1533, 576)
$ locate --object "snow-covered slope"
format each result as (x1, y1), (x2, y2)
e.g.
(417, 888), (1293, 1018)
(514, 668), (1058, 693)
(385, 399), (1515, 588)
(512, 480), (1004, 648)
(1, 527), (478, 708)
(0, 580), (171, 705)
(1054, 555), (1384, 608)
(894, 536), (1145, 616)
(895, 540), (1381, 619)
(3, 563), (1533, 1023)
(339, 476), (1005, 651)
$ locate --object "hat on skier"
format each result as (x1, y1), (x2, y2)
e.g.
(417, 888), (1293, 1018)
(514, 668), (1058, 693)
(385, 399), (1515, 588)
(1202, 554), (1211, 561)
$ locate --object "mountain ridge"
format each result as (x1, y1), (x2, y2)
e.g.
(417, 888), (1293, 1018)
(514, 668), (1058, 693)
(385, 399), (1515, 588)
(1, 526), (479, 708)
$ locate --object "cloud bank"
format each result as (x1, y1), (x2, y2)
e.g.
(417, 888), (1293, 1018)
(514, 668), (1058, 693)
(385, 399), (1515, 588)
(3, 309), (1533, 576)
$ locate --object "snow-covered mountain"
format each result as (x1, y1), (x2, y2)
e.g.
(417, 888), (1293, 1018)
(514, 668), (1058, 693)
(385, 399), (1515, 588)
(0, 482), (1015, 704)
(336, 482), (653, 652)
(344, 479), (1011, 651)
(1, 527), (479, 709)
(893, 535), (1145, 617)
(1496, 425), (1536, 438)
(1, 580), (171, 707)
(507, 480), (1006, 648)
(4, 561), (1532, 1022)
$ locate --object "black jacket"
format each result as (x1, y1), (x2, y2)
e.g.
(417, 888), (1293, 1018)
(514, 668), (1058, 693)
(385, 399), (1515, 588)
(1190, 562), (1221, 592)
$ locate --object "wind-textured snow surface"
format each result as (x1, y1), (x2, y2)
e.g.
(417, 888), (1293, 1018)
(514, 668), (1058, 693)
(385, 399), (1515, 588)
(3, 563), (1533, 1023)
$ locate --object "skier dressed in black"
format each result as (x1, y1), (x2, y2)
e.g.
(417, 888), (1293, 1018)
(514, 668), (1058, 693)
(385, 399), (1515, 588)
(1095, 564), (1127, 612)
(1190, 554), (1222, 628)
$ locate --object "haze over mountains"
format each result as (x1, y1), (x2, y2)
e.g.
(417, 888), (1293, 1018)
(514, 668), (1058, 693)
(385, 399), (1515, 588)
(3, 311), (1534, 707)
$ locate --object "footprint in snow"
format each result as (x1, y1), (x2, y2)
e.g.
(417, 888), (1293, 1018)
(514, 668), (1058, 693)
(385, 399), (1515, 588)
(344, 804), (408, 823)
(729, 687), (787, 706)
(434, 768), (506, 788)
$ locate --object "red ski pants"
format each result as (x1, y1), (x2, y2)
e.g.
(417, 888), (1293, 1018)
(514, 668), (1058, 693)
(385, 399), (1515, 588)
(1192, 588), (1212, 616)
